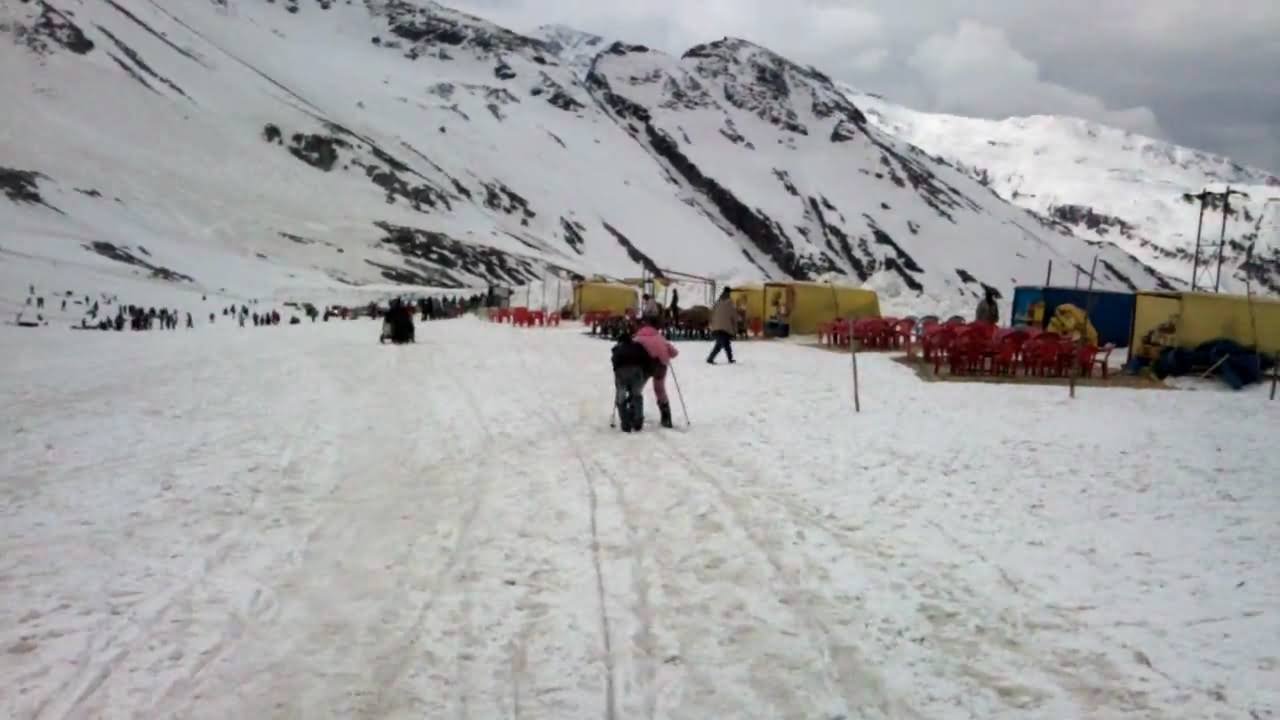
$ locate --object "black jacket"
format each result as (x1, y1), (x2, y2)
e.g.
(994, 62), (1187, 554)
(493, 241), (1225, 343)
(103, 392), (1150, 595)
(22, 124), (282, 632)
(612, 337), (654, 374)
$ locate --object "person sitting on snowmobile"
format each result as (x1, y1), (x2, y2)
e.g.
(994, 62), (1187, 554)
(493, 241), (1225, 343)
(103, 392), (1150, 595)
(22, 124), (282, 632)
(632, 319), (679, 428)
(611, 329), (655, 433)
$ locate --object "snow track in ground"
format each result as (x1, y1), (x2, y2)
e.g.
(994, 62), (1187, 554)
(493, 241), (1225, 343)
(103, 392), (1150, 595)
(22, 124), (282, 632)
(1, 318), (1277, 719)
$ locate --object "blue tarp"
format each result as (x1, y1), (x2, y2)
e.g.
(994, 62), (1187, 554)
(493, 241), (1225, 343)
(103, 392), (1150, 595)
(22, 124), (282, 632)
(1148, 339), (1275, 389)
(1010, 286), (1137, 347)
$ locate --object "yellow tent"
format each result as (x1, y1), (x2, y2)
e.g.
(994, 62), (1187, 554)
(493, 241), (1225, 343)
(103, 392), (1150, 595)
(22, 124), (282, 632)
(1129, 291), (1280, 360)
(760, 281), (881, 335)
(728, 284), (765, 319)
(573, 281), (637, 316)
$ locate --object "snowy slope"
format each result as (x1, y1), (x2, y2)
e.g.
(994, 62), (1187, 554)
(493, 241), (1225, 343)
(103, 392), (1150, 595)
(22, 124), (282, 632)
(850, 90), (1280, 294)
(583, 39), (1175, 315)
(2, 1), (1176, 321)
(3, 318), (1278, 718)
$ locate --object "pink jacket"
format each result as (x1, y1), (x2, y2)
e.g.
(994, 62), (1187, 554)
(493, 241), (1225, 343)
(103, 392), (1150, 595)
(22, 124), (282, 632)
(633, 326), (678, 365)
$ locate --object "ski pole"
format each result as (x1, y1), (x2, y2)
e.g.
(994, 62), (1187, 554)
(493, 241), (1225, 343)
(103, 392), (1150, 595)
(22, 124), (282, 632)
(669, 364), (691, 427)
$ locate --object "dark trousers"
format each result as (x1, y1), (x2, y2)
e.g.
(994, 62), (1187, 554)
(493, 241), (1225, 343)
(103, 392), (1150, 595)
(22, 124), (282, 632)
(614, 366), (647, 426)
(707, 330), (735, 363)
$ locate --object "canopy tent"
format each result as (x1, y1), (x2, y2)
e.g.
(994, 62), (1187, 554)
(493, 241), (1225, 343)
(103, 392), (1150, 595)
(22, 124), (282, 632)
(1011, 286), (1137, 347)
(573, 281), (638, 317)
(759, 282), (881, 335)
(636, 268), (719, 309)
(1128, 291), (1280, 362)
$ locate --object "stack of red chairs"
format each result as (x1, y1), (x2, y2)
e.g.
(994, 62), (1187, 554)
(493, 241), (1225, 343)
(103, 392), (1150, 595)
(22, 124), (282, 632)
(921, 322), (1116, 380)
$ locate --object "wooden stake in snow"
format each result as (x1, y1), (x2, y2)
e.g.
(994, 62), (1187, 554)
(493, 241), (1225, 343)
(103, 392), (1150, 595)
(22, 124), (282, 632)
(1272, 353), (1278, 401)
(828, 284), (861, 413)
(851, 339), (861, 413)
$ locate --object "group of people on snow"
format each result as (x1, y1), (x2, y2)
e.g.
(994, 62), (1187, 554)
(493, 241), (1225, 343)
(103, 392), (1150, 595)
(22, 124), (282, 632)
(610, 287), (740, 433)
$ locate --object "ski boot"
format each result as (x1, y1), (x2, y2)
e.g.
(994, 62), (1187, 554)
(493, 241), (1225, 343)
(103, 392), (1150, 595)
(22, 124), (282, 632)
(659, 401), (673, 429)
(617, 398), (633, 433)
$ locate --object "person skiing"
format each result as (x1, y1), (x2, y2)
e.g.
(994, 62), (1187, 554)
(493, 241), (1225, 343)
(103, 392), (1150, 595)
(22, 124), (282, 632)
(611, 329), (654, 432)
(707, 287), (737, 365)
(632, 319), (679, 428)
(975, 287), (999, 325)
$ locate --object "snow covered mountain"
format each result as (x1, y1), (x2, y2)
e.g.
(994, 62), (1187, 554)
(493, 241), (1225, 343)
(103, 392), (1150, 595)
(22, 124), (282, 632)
(849, 91), (1280, 294)
(1, 1), (1174, 319)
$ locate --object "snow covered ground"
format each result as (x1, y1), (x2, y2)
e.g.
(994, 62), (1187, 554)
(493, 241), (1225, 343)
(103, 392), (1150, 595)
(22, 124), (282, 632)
(2, 318), (1277, 719)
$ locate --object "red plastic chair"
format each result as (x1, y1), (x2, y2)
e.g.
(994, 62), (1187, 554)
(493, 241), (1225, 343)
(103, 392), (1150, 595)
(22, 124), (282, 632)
(947, 334), (989, 375)
(991, 332), (1028, 376)
(892, 318), (916, 350)
(749, 317), (764, 338)
(923, 326), (955, 363)
(1021, 338), (1057, 376)
(930, 331), (959, 373)
(1091, 343), (1116, 378)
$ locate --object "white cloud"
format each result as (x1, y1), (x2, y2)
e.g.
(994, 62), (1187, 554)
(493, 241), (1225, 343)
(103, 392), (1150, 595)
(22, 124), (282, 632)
(442, 0), (1279, 171)
(907, 21), (1164, 137)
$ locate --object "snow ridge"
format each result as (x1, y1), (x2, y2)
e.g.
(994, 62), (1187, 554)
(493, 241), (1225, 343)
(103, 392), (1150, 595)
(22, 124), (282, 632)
(0, 1), (1187, 317)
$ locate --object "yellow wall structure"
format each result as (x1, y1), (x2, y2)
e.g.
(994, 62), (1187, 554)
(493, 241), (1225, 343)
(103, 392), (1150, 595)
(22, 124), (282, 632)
(574, 282), (638, 316)
(1129, 291), (1280, 357)
(1178, 292), (1280, 353)
(762, 282), (881, 334)
(1129, 293), (1181, 359)
(728, 285), (765, 319)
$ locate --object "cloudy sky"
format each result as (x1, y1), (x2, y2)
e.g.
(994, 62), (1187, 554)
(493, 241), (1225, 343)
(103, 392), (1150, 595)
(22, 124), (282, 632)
(446, 0), (1280, 173)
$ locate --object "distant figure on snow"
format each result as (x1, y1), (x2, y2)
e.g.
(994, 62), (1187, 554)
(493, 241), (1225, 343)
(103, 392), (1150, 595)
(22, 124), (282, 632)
(641, 294), (660, 326)
(975, 287), (999, 325)
(707, 287), (737, 365)
(380, 299), (415, 344)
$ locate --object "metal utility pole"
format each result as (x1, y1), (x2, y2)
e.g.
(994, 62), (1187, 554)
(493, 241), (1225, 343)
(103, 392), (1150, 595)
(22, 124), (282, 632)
(1187, 192), (1208, 293)
(1213, 186), (1250, 292)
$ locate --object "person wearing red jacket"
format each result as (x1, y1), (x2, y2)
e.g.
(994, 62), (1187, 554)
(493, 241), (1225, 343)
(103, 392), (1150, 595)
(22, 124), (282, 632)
(632, 320), (679, 428)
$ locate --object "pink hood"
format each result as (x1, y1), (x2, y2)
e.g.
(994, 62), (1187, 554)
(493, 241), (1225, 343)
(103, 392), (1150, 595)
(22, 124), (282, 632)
(633, 326), (678, 365)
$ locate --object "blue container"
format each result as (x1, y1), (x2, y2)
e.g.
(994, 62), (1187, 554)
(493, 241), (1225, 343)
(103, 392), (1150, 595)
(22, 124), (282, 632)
(1009, 286), (1137, 347)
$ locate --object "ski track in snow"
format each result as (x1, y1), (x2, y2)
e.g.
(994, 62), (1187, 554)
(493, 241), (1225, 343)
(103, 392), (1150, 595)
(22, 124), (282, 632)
(1, 318), (1278, 719)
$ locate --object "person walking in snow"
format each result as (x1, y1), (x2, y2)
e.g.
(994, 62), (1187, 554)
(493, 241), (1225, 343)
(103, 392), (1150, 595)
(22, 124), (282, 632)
(975, 287), (999, 325)
(707, 287), (737, 365)
(632, 318), (679, 428)
(186, 312), (193, 329)
(611, 328), (655, 433)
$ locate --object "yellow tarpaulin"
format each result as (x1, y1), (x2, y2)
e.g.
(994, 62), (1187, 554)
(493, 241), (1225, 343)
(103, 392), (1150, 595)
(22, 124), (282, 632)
(573, 282), (637, 316)
(1046, 303), (1099, 345)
